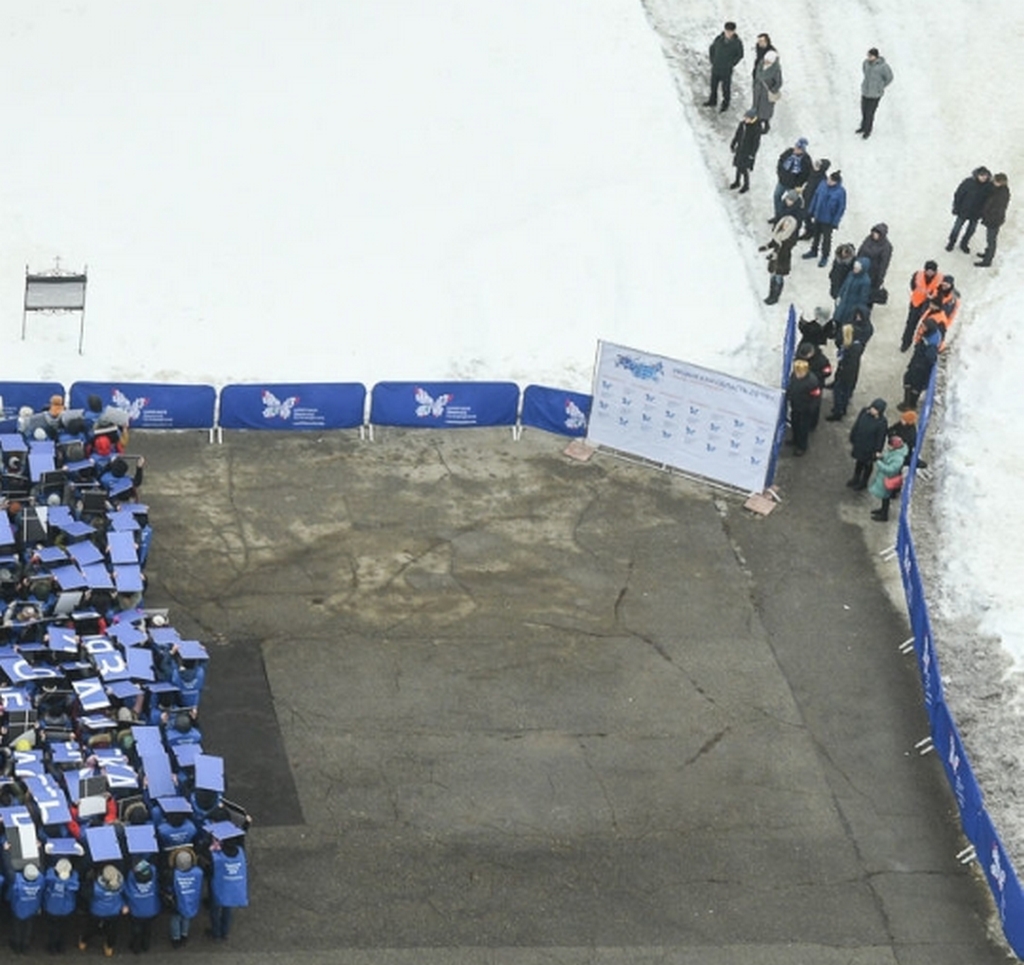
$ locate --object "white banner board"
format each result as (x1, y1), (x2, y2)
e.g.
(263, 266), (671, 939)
(586, 341), (782, 492)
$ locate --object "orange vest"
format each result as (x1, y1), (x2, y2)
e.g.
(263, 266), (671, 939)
(909, 269), (944, 307)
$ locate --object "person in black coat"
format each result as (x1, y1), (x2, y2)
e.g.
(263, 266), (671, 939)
(828, 243), (856, 301)
(796, 341), (832, 429)
(847, 398), (888, 489)
(751, 32), (775, 80)
(976, 173), (1011, 267)
(772, 139), (813, 222)
(946, 167), (992, 253)
(899, 318), (941, 411)
(786, 359), (821, 456)
(856, 223), (893, 299)
(798, 158), (831, 239)
(705, 22), (744, 111)
(729, 110), (761, 193)
(760, 211), (800, 305)
(825, 323), (864, 421)
(888, 410), (920, 467)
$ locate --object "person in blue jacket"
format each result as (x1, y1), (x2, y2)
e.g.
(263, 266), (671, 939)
(207, 836), (248, 941)
(79, 863), (127, 956)
(170, 648), (207, 709)
(9, 862), (44, 954)
(165, 849), (204, 948)
(125, 859), (161, 953)
(43, 858), (80, 954)
(156, 808), (198, 852)
(802, 171), (847, 267)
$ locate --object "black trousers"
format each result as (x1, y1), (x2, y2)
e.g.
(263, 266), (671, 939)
(709, 70), (733, 106)
(860, 96), (881, 134)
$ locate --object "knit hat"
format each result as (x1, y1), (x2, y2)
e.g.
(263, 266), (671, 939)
(23, 863), (39, 881)
(55, 859), (72, 881)
(924, 260), (938, 272)
(871, 398), (887, 414)
(795, 137), (808, 150)
(744, 108), (757, 119)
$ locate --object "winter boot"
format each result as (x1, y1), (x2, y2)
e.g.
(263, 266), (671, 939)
(959, 242), (971, 254)
(738, 173), (750, 194)
(896, 387), (918, 412)
(801, 248), (819, 260)
(944, 239), (955, 252)
(729, 178), (741, 189)
(871, 499), (890, 522)
(763, 276), (783, 305)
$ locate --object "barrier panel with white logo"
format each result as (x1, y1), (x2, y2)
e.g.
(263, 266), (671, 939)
(520, 384), (591, 438)
(219, 383), (366, 431)
(69, 382), (216, 430)
(370, 381), (519, 429)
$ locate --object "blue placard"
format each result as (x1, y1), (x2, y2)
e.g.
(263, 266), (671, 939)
(219, 383), (366, 430)
(520, 385), (590, 437)
(370, 381), (519, 429)
(69, 382), (216, 430)
(0, 381), (66, 425)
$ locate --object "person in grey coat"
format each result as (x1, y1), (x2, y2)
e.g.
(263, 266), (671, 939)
(857, 48), (893, 138)
(752, 49), (782, 133)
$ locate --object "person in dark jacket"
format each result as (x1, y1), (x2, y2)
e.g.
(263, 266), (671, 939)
(888, 410), (920, 467)
(797, 341), (832, 429)
(798, 158), (831, 239)
(786, 359), (821, 456)
(857, 48), (894, 138)
(847, 398), (888, 489)
(829, 243), (856, 301)
(729, 109), (761, 193)
(899, 318), (942, 411)
(802, 170), (847, 267)
(760, 211), (800, 305)
(946, 167), (992, 253)
(705, 22), (744, 111)
(771, 139), (813, 222)
(976, 173), (1011, 267)
(751, 32), (775, 80)
(825, 323), (864, 421)
(798, 306), (833, 346)
(856, 223), (893, 298)
(834, 257), (872, 325)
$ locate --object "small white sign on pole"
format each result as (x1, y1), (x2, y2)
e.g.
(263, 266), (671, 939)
(586, 340), (782, 492)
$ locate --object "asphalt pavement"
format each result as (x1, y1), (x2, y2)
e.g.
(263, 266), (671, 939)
(131, 423), (1012, 963)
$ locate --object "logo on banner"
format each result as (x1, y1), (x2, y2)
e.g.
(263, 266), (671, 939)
(564, 400), (587, 431)
(112, 389), (149, 422)
(615, 355), (663, 382)
(990, 844), (1007, 920)
(415, 388), (452, 418)
(261, 390), (299, 420)
(947, 733), (967, 812)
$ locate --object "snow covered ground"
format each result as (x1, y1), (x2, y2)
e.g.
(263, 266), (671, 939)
(3, 0), (1024, 917)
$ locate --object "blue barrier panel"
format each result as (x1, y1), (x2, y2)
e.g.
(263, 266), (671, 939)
(70, 382), (216, 430)
(766, 305), (798, 487)
(976, 809), (1024, 957)
(895, 519), (945, 711)
(219, 383), (366, 430)
(930, 700), (985, 845)
(520, 384), (590, 437)
(0, 381), (67, 423)
(370, 381), (519, 428)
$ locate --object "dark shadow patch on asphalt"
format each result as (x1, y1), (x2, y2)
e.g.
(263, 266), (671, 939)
(199, 637), (304, 827)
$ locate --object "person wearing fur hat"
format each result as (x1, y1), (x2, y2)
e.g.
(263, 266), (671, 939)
(825, 324), (865, 421)
(847, 399), (888, 489)
(759, 212), (800, 305)
(785, 358), (821, 456)
(857, 47), (894, 138)
(802, 170), (847, 267)
(729, 109), (762, 193)
(752, 46), (782, 133)
(868, 436), (906, 521)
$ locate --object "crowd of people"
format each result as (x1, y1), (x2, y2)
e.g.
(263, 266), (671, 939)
(701, 22), (1011, 521)
(0, 394), (249, 954)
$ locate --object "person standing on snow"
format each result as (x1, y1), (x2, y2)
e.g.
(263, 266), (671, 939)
(834, 257), (872, 326)
(752, 48), (782, 133)
(802, 170), (847, 267)
(946, 166), (992, 253)
(760, 209), (800, 305)
(899, 260), (944, 352)
(798, 157), (831, 240)
(729, 109), (762, 193)
(705, 22), (744, 112)
(771, 138), (812, 222)
(855, 223), (893, 301)
(857, 47), (893, 138)
(976, 172), (1011, 268)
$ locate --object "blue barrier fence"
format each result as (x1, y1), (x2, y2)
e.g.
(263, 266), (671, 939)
(895, 366), (1024, 956)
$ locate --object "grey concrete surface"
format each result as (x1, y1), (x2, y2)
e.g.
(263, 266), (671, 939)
(129, 424), (1011, 962)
